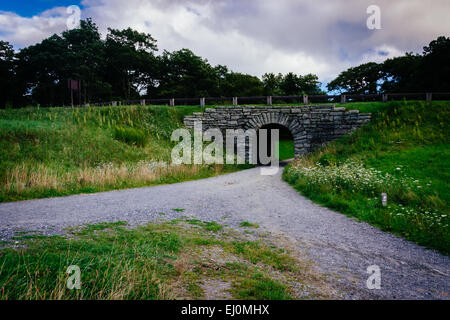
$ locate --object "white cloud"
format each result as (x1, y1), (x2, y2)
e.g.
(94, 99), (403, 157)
(1, 0), (449, 83)
(0, 7), (68, 47)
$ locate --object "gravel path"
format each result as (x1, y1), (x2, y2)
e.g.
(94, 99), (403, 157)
(0, 164), (448, 300)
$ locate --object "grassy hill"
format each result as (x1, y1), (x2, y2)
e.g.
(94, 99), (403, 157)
(283, 101), (449, 254)
(0, 105), (247, 203)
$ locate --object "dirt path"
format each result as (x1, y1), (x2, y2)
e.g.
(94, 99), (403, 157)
(0, 165), (448, 299)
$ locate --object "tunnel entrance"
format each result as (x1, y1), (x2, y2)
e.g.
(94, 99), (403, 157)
(257, 124), (294, 164)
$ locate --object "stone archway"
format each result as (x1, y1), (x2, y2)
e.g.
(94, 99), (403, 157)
(183, 105), (372, 159)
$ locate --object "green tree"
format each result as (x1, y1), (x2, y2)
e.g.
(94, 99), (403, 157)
(327, 62), (382, 94)
(419, 36), (450, 91)
(15, 34), (70, 106)
(380, 53), (422, 92)
(105, 27), (158, 100)
(297, 73), (323, 94)
(262, 73), (283, 95)
(279, 72), (322, 95)
(0, 41), (16, 107)
(14, 19), (110, 106)
(279, 72), (299, 95)
(156, 49), (218, 98)
(221, 72), (264, 97)
(63, 19), (111, 103)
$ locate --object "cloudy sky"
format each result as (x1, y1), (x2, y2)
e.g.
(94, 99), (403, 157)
(1, 0), (449, 85)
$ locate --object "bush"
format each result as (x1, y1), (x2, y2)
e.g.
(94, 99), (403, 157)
(113, 126), (147, 147)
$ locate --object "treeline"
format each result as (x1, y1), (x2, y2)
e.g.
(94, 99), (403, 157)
(0, 19), (323, 108)
(327, 36), (450, 94)
(1, 17), (448, 108)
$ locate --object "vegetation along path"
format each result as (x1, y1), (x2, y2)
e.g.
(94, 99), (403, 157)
(0, 162), (448, 299)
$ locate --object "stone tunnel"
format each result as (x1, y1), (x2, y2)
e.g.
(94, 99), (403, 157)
(183, 105), (371, 157)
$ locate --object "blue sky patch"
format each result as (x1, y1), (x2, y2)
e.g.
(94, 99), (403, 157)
(0, 0), (81, 17)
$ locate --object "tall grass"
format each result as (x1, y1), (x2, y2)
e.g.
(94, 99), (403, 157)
(0, 105), (245, 202)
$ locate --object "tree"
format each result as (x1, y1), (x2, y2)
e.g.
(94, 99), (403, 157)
(327, 62), (382, 94)
(327, 36), (450, 94)
(419, 36), (450, 91)
(63, 19), (110, 103)
(0, 41), (16, 107)
(156, 49), (219, 98)
(14, 19), (111, 106)
(279, 72), (299, 95)
(15, 34), (70, 106)
(297, 73), (323, 94)
(105, 27), (158, 100)
(278, 73), (323, 95)
(262, 73), (283, 96)
(380, 53), (422, 92)
(221, 72), (264, 97)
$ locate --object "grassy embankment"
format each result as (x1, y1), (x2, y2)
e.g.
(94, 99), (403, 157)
(0, 219), (332, 300)
(283, 101), (449, 254)
(0, 105), (251, 203)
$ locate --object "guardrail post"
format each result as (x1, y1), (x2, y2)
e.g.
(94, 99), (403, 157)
(340, 94), (347, 104)
(112, 101), (117, 107)
(303, 95), (309, 105)
(382, 94), (388, 103)
(200, 97), (205, 107)
(170, 99), (175, 107)
(233, 97), (238, 106)
(140, 99), (146, 106)
(267, 96), (272, 106)
(426, 93), (432, 102)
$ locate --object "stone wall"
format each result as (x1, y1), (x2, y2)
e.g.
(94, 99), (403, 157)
(184, 105), (371, 157)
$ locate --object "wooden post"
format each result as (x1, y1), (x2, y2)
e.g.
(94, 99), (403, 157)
(303, 95), (309, 105)
(382, 94), (388, 103)
(341, 94), (347, 104)
(140, 99), (146, 106)
(170, 99), (175, 107)
(233, 97), (238, 106)
(200, 98), (205, 107)
(267, 96), (272, 106)
(426, 93), (432, 102)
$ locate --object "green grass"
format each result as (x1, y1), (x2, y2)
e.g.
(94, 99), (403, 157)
(232, 273), (291, 300)
(283, 100), (450, 254)
(0, 221), (314, 300)
(276, 140), (295, 161)
(239, 221), (260, 228)
(186, 219), (223, 232)
(0, 105), (250, 203)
